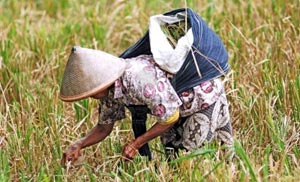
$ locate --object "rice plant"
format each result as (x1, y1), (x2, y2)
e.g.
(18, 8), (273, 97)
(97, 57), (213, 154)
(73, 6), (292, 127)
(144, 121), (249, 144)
(0, 0), (299, 181)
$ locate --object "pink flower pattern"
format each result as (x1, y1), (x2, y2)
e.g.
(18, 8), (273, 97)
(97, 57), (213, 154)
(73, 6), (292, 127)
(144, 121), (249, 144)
(153, 104), (166, 117)
(157, 81), (165, 92)
(179, 79), (223, 117)
(143, 83), (156, 98)
(99, 55), (224, 123)
(201, 103), (209, 110)
(200, 81), (214, 93)
(99, 55), (181, 123)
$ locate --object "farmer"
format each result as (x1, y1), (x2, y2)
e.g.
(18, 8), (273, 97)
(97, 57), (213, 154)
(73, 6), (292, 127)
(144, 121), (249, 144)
(60, 47), (233, 164)
(60, 8), (234, 164)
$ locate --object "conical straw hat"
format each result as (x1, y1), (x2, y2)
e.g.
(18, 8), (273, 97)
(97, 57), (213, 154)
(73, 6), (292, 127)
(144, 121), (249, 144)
(60, 46), (126, 102)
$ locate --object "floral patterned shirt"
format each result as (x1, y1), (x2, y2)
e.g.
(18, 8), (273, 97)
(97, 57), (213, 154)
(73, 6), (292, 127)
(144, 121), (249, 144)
(178, 78), (224, 117)
(98, 55), (224, 124)
(99, 55), (182, 124)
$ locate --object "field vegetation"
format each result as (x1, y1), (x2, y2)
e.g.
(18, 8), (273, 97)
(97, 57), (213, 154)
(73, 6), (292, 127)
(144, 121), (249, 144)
(1, 0), (299, 181)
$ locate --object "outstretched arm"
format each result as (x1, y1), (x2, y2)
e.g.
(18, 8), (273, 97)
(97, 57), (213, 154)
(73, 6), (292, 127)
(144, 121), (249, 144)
(80, 123), (114, 148)
(122, 109), (179, 160)
(122, 122), (175, 160)
(62, 123), (114, 164)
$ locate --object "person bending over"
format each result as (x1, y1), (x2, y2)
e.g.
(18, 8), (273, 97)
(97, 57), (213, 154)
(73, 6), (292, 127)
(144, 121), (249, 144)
(60, 46), (234, 164)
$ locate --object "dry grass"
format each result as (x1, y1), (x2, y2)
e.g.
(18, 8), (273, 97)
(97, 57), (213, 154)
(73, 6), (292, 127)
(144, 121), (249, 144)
(1, 0), (300, 181)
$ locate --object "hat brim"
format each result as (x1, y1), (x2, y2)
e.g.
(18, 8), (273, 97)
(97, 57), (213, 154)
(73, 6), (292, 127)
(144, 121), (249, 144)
(59, 69), (124, 102)
(59, 46), (126, 102)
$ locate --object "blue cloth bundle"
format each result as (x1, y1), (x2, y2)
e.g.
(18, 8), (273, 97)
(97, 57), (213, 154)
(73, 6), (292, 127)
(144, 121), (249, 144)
(120, 8), (229, 94)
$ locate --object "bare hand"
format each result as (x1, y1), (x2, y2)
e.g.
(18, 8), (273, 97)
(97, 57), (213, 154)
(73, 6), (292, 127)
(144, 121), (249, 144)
(122, 141), (140, 160)
(61, 141), (82, 166)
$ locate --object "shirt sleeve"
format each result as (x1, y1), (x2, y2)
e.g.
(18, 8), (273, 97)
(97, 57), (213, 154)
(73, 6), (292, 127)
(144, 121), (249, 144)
(146, 77), (182, 123)
(98, 90), (125, 125)
(159, 108), (180, 125)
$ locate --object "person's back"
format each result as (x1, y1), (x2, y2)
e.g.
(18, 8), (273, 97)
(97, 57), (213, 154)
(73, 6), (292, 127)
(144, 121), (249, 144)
(99, 55), (182, 124)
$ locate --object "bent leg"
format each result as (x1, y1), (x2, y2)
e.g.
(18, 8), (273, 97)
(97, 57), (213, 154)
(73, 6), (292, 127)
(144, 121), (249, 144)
(127, 105), (152, 160)
(181, 102), (216, 150)
(215, 96), (234, 159)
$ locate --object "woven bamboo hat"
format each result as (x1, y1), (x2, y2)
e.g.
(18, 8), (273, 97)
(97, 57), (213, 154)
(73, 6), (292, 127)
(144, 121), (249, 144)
(59, 46), (126, 102)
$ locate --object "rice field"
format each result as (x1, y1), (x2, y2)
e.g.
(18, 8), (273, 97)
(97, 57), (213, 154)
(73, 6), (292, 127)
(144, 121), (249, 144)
(0, 0), (300, 181)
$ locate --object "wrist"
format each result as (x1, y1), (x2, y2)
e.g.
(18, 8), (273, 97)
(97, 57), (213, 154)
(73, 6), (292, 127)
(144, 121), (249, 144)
(76, 139), (84, 149)
(133, 137), (146, 149)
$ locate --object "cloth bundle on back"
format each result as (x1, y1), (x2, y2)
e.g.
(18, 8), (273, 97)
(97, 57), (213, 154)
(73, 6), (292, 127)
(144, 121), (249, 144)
(120, 8), (230, 160)
(120, 8), (229, 93)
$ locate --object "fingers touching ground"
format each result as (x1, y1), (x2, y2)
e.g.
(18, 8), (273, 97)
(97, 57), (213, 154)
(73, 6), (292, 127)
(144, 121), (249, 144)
(122, 143), (138, 160)
(61, 142), (82, 166)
